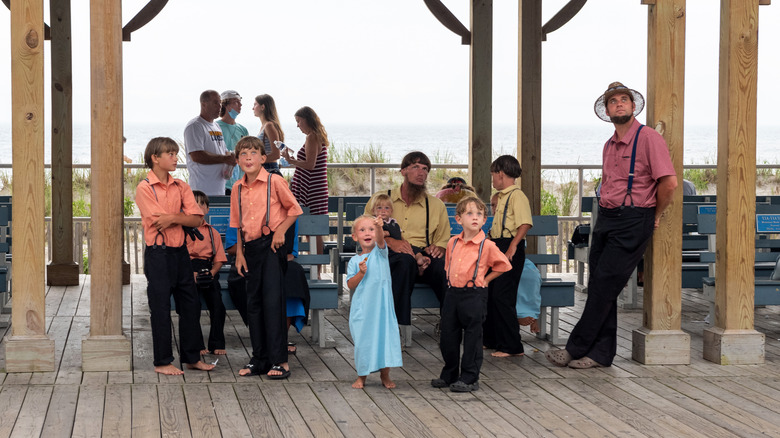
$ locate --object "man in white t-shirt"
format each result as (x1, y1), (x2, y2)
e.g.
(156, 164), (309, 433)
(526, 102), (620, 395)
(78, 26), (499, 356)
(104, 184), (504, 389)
(184, 90), (237, 195)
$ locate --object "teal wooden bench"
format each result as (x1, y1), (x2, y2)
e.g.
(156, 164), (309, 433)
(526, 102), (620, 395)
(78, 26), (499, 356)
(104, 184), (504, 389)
(0, 196), (11, 321)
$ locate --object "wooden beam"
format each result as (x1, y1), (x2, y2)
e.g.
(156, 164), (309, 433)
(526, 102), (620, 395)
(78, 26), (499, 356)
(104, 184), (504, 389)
(541, 0), (587, 40)
(83, 0), (131, 371)
(703, 0), (764, 365)
(468, 0), (492, 202)
(632, 0), (690, 365)
(5, 0), (55, 372)
(518, 0), (542, 252)
(47, 0), (79, 286)
(424, 0), (471, 45)
(122, 0), (169, 42)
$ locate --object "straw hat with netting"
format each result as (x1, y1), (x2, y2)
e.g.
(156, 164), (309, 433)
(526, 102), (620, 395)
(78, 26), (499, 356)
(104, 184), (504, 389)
(593, 81), (645, 122)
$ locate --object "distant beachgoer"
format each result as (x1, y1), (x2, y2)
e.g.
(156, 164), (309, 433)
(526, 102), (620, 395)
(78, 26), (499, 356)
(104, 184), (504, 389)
(123, 136), (132, 163)
(436, 177), (477, 204)
(682, 179), (697, 196)
(284, 106), (329, 215)
(184, 90), (237, 196)
(216, 90), (249, 194)
(253, 94), (285, 174)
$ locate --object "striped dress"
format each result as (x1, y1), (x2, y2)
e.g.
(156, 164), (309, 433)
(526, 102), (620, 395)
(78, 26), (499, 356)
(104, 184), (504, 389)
(290, 143), (328, 215)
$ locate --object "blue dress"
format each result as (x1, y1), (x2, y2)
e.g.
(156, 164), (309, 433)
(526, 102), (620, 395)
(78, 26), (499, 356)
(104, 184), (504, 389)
(347, 244), (403, 376)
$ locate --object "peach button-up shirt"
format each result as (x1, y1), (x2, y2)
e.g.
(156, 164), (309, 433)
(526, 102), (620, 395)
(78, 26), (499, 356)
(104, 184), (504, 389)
(444, 230), (511, 288)
(229, 168), (303, 242)
(187, 223), (228, 263)
(136, 171), (203, 248)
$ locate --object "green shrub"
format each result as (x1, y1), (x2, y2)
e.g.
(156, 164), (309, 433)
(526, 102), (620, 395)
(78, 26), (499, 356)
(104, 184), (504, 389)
(123, 197), (134, 217)
(541, 189), (559, 216)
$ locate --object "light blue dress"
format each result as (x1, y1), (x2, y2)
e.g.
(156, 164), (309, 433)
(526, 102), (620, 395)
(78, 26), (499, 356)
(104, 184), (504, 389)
(516, 259), (542, 319)
(347, 244), (403, 376)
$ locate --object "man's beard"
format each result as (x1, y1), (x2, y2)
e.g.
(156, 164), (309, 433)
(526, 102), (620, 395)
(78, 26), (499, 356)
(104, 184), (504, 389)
(407, 181), (427, 201)
(609, 114), (632, 125)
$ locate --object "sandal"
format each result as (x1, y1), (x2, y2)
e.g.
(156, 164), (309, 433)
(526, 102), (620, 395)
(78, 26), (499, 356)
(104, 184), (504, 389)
(545, 348), (572, 367)
(287, 342), (297, 355)
(268, 364), (290, 380)
(239, 362), (261, 377)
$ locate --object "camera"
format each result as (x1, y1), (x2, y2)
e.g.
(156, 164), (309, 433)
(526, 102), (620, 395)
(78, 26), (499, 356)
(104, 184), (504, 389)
(195, 268), (213, 290)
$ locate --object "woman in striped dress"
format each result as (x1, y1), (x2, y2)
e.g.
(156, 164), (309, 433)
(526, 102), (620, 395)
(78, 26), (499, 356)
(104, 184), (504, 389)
(284, 106), (329, 216)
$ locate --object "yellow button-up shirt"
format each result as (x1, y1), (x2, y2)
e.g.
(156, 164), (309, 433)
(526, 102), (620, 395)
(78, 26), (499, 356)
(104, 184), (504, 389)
(489, 184), (533, 238)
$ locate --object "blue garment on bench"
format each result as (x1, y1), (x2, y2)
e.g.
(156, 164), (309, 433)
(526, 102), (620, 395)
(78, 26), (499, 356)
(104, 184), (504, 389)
(347, 244), (403, 376)
(286, 298), (306, 332)
(516, 259), (541, 319)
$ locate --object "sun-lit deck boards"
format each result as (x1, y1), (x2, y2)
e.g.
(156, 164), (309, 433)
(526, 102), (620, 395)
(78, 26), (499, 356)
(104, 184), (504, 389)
(0, 275), (779, 436)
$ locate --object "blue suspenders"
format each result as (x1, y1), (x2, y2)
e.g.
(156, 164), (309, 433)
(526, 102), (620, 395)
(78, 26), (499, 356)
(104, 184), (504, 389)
(621, 124), (644, 209)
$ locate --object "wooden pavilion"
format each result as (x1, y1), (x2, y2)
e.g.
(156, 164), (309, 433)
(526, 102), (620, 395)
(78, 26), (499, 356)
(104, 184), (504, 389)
(3, 0), (774, 374)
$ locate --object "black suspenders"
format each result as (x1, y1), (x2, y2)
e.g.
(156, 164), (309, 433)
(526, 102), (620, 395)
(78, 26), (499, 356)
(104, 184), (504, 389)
(621, 124), (644, 209)
(388, 189), (430, 247)
(491, 188), (519, 239)
(447, 236), (487, 288)
(238, 172), (274, 243)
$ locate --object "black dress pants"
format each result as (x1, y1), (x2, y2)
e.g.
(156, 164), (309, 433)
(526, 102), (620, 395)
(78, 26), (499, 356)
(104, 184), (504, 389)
(483, 238), (525, 354)
(244, 234), (288, 373)
(191, 258), (226, 352)
(415, 248), (447, 307)
(388, 251), (416, 325)
(566, 206), (655, 366)
(144, 245), (205, 366)
(439, 286), (488, 385)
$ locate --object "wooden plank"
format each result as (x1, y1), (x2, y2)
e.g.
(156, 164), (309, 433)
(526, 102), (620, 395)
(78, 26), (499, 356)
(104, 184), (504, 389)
(467, 381), (556, 438)
(260, 384), (314, 438)
(335, 380), (407, 437)
(0, 386), (28, 436)
(71, 385), (105, 438)
(680, 377), (780, 428)
(55, 316), (89, 385)
(233, 383), (284, 437)
(285, 383), (344, 437)
(406, 381), (492, 437)
(182, 385), (221, 437)
(9, 384), (52, 437)
(361, 384), (436, 438)
(130, 384), (160, 438)
(31, 315), (72, 384)
(102, 384), (132, 437)
(57, 281), (85, 317)
(207, 384), (253, 437)
(41, 384), (79, 438)
(308, 382), (375, 437)
(389, 381), (470, 437)
(131, 315), (159, 384)
(157, 384), (191, 437)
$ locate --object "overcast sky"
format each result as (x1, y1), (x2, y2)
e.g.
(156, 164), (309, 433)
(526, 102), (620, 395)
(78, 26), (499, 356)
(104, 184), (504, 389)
(0, 1), (779, 127)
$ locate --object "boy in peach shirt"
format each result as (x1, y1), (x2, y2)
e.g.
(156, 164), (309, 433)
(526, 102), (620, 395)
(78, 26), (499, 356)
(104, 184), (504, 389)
(135, 137), (215, 375)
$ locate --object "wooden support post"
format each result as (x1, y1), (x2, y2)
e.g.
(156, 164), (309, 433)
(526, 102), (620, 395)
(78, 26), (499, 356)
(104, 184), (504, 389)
(468, 0), (492, 202)
(47, 0), (79, 286)
(5, 0), (55, 372)
(518, 0), (542, 253)
(632, 0), (690, 364)
(82, 0), (131, 371)
(703, 0), (764, 365)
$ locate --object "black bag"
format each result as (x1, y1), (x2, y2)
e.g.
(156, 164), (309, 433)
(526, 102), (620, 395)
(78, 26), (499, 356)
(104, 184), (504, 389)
(570, 224), (590, 246)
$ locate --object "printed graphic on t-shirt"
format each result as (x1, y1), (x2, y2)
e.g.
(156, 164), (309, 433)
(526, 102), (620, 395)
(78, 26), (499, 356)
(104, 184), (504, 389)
(208, 130), (224, 142)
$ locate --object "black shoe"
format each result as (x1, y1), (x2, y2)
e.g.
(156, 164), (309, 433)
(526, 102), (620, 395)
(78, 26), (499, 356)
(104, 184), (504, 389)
(449, 380), (479, 392)
(431, 378), (448, 388)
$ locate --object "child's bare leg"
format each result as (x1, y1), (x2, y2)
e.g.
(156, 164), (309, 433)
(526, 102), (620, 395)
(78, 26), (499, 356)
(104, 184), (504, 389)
(185, 361), (216, 371)
(155, 364), (184, 375)
(352, 375), (367, 389)
(380, 368), (395, 389)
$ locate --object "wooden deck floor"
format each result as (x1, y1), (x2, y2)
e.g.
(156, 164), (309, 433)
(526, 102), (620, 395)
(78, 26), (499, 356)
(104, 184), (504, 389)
(1, 275), (780, 437)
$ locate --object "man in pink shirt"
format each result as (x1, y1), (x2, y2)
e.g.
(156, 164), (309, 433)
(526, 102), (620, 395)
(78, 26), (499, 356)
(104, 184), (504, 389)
(546, 82), (677, 369)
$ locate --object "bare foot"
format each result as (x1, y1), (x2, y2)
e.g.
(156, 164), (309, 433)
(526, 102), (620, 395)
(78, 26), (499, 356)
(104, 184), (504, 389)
(380, 368), (396, 389)
(213, 349), (227, 355)
(267, 362), (289, 377)
(200, 349), (211, 355)
(491, 351), (524, 358)
(352, 376), (366, 389)
(155, 364), (184, 375)
(185, 361), (216, 371)
(239, 367), (255, 376)
(530, 319), (540, 333)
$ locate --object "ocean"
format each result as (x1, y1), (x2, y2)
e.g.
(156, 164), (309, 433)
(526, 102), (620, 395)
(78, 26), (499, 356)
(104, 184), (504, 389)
(1, 122), (779, 166)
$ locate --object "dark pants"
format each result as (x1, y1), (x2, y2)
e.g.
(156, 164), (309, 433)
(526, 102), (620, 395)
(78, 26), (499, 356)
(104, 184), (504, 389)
(416, 251), (448, 306)
(439, 286), (488, 385)
(388, 251), (416, 325)
(483, 238), (525, 354)
(244, 234), (288, 373)
(144, 245), (205, 366)
(191, 259), (226, 352)
(566, 206), (655, 366)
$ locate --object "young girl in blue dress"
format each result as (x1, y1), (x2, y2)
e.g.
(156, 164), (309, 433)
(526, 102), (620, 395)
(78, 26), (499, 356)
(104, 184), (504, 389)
(347, 214), (403, 389)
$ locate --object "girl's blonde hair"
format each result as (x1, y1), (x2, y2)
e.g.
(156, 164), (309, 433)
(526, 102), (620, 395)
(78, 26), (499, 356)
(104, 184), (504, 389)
(368, 193), (393, 214)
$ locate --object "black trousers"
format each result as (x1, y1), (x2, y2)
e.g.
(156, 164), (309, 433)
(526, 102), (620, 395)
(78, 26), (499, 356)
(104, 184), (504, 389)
(439, 286), (488, 385)
(566, 206), (655, 366)
(483, 238), (525, 354)
(244, 234), (288, 373)
(387, 251), (416, 325)
(191, 259), (226, 352)
(415, 251), (447, 306)
(144, 245), (205, 366)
